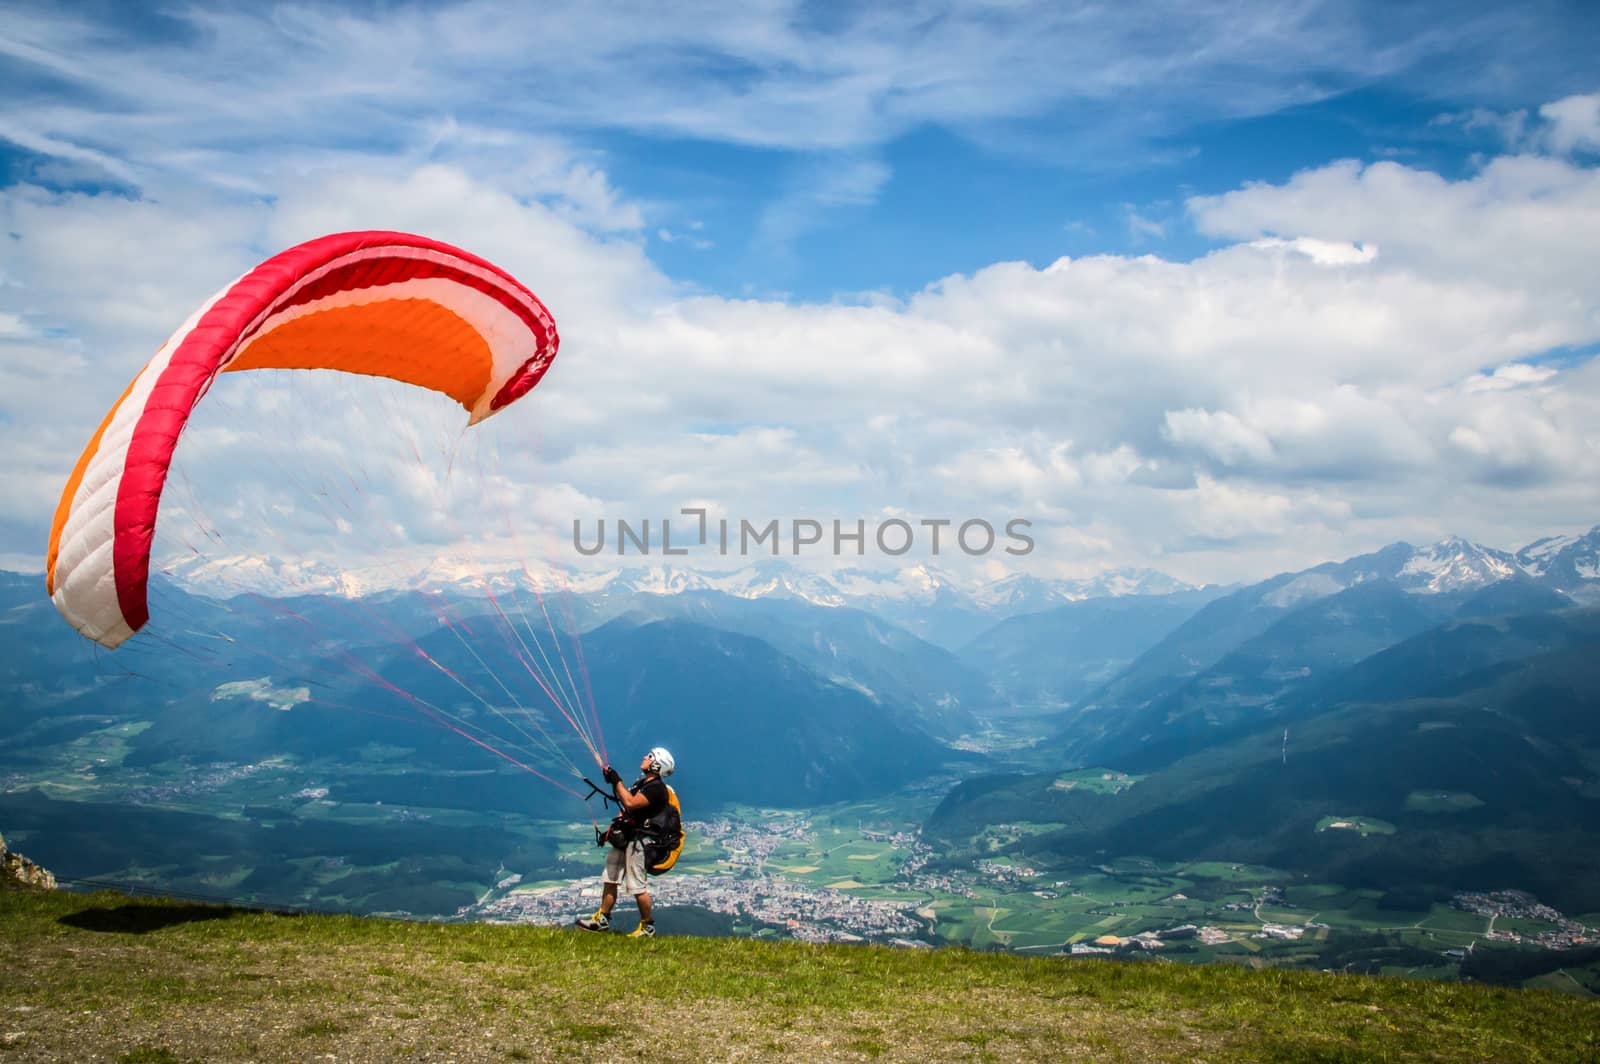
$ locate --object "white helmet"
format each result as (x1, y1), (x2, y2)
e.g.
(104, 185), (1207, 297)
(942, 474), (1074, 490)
(646, 746), (676, 777)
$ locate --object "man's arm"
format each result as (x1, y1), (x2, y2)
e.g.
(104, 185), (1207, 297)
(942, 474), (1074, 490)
(614, 782), (652, 813)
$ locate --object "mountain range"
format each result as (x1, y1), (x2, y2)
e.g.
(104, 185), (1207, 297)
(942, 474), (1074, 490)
(929, 606), (1600, 912)
(1051, 531), (1600, 767)
(156, 554), (1200, 650)
(8, 525), (1600, 771)
(925, 526), (1600, 912)
(5, 522), (1600, 916)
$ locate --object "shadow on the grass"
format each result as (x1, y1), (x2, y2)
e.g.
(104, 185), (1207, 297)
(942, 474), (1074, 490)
(59, 902), (267, 934)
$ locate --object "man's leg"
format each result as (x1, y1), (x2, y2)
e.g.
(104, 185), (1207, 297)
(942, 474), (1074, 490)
(600, 845), (627, 914)
(580, 851), (625, 930)
(623, 843), (655, 936)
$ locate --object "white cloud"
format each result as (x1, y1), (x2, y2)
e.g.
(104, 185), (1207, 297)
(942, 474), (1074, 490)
(1162, 475), (1354, 549)
(1123, 205), (1167, 243)
(1186, 157), (1600, 364)
(1163, 409), (1275, 466)
(1446, 405), (1578, 486)
(933, 443), (1083, 499)
(1541, 92), (1600, 155)
(0, 312), (38, 339)
(752, 156), (894, 267)
(1464, 363), (1559, 392)
(6, 80), (1600, 586)
(1433, 93), (1600, 158)
(1248, 237), (1378, 266)
(0, 0), (1576, 197)
(1433, 107), (1532, 150)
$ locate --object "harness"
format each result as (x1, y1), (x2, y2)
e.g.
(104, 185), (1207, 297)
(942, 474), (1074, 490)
(583, 773), (684, 875)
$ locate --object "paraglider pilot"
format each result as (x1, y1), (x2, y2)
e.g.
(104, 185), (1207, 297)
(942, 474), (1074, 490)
(578, 746), (674, 937)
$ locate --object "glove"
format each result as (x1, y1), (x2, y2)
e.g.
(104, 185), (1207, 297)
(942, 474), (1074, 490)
(602, 765), (622, 786)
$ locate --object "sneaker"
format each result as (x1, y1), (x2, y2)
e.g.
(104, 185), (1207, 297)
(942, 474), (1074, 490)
(576, 910), (610, 932)
(626, 922), (656, 938)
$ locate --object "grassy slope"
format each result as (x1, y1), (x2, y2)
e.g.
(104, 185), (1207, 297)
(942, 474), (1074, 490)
(2, 887), (1597, 1063)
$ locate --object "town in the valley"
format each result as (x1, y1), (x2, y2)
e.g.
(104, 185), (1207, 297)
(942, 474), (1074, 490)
(454, 808), (1600, 972)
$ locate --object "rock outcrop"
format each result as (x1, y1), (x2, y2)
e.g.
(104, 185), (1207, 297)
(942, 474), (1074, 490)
(0, 829), (57, 891)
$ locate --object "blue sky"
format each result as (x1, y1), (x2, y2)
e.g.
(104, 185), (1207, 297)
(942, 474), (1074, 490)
(2, 1), (1599, 588)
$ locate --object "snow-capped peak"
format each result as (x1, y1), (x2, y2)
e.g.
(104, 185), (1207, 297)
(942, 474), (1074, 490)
(830, 565), (961, 603)
(1515, 524), (1600, 597)
(1063, 568), (1196, 600)
(1396, 536), (1519, 593)
(1515, 534), (1577, 576)
(969, 573), (1068, 611)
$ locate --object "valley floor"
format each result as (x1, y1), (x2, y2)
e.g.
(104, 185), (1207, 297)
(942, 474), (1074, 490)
(462, 800), (1600, 992)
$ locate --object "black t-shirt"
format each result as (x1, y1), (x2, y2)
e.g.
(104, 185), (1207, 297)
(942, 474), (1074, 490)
(627, 777), (669, 825)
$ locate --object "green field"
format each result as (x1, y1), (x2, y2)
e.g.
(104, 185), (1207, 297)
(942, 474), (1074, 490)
(1316, 814), (1398, 835)
(1405, 790), (1486, 814)
(1049, 768), (1142, 794)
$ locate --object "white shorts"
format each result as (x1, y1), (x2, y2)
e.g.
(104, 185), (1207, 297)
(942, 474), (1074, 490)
(602, 840), (649, 896)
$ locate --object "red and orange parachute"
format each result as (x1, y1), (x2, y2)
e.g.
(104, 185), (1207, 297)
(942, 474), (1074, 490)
(47, 230), (559, 649)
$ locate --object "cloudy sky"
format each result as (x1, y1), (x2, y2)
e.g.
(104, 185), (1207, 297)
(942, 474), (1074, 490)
(3, 0), (1599, 590)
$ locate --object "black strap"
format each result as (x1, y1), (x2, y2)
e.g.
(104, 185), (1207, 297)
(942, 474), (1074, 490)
(583, 778), (621, 809)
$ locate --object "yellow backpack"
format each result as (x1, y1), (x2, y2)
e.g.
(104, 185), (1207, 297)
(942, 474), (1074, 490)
(640, 785), (684, 876)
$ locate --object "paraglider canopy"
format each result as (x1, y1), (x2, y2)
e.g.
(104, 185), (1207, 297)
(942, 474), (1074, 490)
(46, 230), (559, 649)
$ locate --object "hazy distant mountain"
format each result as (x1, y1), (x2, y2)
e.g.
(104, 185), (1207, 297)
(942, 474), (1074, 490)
(0, 572), (246, 721)
(8, 521), (1600, 917)
(1070, 578), (1451, 769)
(965, 573), (1071, 615)
(578, 619), (972, 806)
(958, 590), (1222, 714)
(1516, 526), (1600, 603)
(600, 562), (849, 605)
(111, 523), (1600, 634)
(1448, 574), (1578, 620)
(968, 569), (1195, 613)
(58, 591), (967, 811)
(1388, 535), (1522, 592)
(1286, 604), (1600, 715)
(151, 554), (1202, 652)
(597, 590), (987, 739)
(1064, 536), (1583, 755)
(816, 565), (989, 648)
(11, 525), (1591, 764)
(818, 565), (1204, 650)
(930, 607), (1600, 913)
(1078, 576), (1588, 774)
(326, 614), (968, 808)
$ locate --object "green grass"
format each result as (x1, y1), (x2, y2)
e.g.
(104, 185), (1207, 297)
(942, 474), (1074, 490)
(2, 887), (1598, 1062)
